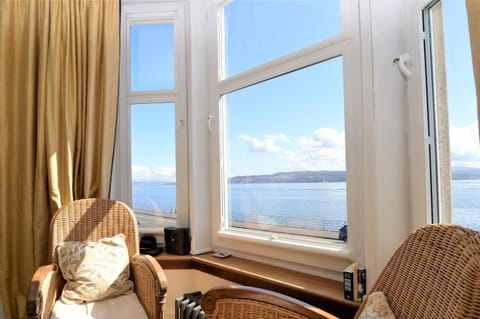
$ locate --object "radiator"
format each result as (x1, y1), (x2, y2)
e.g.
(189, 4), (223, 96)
(175, 291), (205, 319)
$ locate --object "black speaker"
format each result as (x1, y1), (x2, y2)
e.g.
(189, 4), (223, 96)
(164, 227), (190, 255)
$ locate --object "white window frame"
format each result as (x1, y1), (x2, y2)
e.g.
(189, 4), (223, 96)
(404, 0), (442, 230)
(112, 1), (189, 232)
(208, 0), (365, 279)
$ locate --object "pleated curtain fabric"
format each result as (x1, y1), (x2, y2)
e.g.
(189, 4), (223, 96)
(466, 0), (480, 141)
(0, 1), (119, 318)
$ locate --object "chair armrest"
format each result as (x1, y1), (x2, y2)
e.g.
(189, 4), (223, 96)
(132, 254), (168, 319)
(201, 285), (340, 319)
(26, 264), (64, 319)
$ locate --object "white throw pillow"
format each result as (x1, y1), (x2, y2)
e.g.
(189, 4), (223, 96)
(56, 234), (134, 304)
(358, 291), (396, 319)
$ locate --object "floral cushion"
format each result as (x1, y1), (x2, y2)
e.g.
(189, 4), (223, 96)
(358, 291), (396, 319)
(57, 234), (134, 304)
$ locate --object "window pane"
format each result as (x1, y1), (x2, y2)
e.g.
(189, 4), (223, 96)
(223, 57), (346, 239)
(131, 103), (176, 226)
(222, 0), (341, 77)
(130, 24), (175, 91)
(443, 1), (480, 230)
(426, 0), (480, 230)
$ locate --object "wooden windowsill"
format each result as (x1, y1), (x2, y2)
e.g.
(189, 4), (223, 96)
(155, 252), (359, 319)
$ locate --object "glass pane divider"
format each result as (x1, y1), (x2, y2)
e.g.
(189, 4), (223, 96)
(218, 36), (348, 95)
(127, 91), (177, 104)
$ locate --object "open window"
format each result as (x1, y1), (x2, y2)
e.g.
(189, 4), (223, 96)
(423, 0), (480, 230)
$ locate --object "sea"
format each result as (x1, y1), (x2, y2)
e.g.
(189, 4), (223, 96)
(132, 179), (480, 231)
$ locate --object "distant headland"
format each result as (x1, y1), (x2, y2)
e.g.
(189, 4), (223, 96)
(228, 167), (480, 184)
(228, 170), (346, 184)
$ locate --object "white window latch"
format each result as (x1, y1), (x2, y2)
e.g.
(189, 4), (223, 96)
(208, 115), (215, 132)
(393, 53), (412, 78)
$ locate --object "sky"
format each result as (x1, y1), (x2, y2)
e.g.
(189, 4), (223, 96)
(130, 23), (176, 182)
(443, 0), (480, 169)
(129, 0), (479, 182)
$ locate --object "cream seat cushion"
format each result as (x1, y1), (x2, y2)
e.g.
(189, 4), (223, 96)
(50, 293), (148, 319)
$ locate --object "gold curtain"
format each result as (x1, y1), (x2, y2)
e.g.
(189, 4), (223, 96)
(0, 1), (119, 318)
(466, 0), (480, 140)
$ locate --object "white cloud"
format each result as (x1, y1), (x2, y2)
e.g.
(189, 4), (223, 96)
(132, 165), (176, 182)
(450, 123), (480, 168)
(239, 134), (288, 152)
(282, 128), (345, 171)
(264, 134), (290, 143)
(313, 128), (345, 147)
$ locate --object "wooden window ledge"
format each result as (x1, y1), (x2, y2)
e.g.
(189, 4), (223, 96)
(155, 253), (359, 318)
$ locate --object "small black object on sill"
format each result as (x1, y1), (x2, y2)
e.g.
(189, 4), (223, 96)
(164, 227), (191, 255)
(140, 235), (164, 256)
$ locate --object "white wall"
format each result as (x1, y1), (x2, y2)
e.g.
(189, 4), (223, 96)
(186, 0), (216, 255)
(360, 0), (419, 284)
(163, 269), (235, 319)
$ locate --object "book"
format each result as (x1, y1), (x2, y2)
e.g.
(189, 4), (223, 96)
(357, 266), (367, 302)
(343, 262), (359, 301)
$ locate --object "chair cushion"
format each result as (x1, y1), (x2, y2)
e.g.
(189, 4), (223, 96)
(50, 293), (148, 319)
(358, 291), (396, 319)
(56, 234), (134, 304)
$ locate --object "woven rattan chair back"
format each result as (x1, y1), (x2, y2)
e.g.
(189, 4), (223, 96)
(356, 224), (480, 319)
(201, 285), (338, 319)
(48, 198), (139, 263)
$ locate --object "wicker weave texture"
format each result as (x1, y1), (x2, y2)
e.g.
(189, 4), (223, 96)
(201, 285), (338, 319)
(214, 299), (310, 319)
(357, 224), (480, 319)
(48, 198), (139, 262)
(132, 254), (169, 319)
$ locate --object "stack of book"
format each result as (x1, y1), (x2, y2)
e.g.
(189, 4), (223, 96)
(343, 262), (367, 302)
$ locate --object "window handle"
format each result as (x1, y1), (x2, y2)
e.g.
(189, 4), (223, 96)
(208, 115), (215, 132)
(393, 53), (412, 78)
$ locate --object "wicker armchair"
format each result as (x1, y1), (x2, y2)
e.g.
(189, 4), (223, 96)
(26, 198), (168, 319)
(354, 223), (480, 318)
(201, 224), (480, 319)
